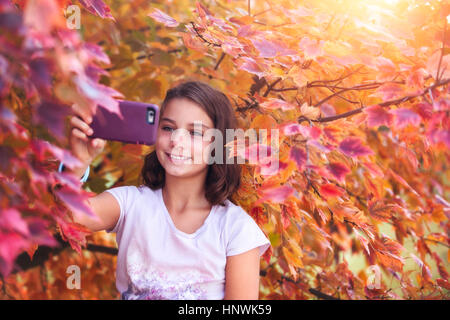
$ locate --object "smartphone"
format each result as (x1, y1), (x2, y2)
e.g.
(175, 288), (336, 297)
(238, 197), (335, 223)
(89, 100), (160, 146)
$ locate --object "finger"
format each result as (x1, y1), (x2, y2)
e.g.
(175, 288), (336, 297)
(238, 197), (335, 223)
(71, 103), (93, 124)
(71, 128), (89, 142)
(70, 116), (93, 136)
(91, 138), (106, 148)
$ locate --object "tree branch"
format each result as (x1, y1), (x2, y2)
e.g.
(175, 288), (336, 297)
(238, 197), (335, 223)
(12, 233), (118, 274)
(302, 78), (450, 124)
(214, 52), (226, 70)
(263, 78), (282, 97)
(190, 21), (221, 47)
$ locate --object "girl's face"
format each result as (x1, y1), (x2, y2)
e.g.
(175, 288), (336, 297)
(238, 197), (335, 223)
(155, 98), (215, 178)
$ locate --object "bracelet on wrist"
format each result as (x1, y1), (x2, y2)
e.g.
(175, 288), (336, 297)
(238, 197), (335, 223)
(58, 162), (90, 183)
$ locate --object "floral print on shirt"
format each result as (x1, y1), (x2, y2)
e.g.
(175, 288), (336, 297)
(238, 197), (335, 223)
(121, 263), (209, 300)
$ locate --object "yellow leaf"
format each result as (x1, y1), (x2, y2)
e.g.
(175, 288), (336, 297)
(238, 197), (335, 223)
(300, 102), (321, 120)
(282, 246), (304, 268)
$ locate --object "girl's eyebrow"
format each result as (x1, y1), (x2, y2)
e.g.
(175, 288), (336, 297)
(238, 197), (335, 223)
(161, 117), (211, 129)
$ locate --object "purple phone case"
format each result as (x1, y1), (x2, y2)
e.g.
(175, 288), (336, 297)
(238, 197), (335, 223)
(90, 100), (160, 146)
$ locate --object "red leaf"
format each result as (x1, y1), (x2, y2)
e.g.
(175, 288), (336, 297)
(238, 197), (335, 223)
(327, 162), (351, 183)
(319, 183), (345, 199)
(255, 185), (295, 204)
(281, 206), (291, 229)
(148, 8), (179, 27)
(363, 105), (393, 128)
(436, 279), (450, 290)
(390, 108), (421, 129)
(338, 137), (374, 158)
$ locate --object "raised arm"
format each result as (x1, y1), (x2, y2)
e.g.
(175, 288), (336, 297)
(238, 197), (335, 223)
(62, 103), (119, 232)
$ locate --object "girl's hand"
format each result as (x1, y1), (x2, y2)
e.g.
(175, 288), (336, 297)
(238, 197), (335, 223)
(69, 103), (106, 168)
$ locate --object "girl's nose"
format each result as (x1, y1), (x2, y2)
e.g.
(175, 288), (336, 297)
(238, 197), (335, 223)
(170, 128), (190, 148)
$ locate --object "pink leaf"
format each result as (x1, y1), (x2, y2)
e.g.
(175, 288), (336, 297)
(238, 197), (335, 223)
(255, 185), (295, 204)
(148, 8), (179, 27)
(55, 186), (100, 220)
(32, 140), (82, 170)
(299, 37), (324, 59)
(236, 143), (272, 164)
(83, 43), (110, 64)
(79, 0), (115, 20)
(338, 137), (374, 158)
(236, 57), (266, 78)
(251, 38), (279, 58)
(0, 232), (29, 276)
(251, 38), (296, 58)
(259, 159), (288, 176)
(260, 98), (295, 111)
(289, 146), (307, 170)
(307, 139), (334, 153)
(363, 105), (393, 128)
(320, 103), (336, 117)
(0, 208), (29, 236)
(389, 108), (421, 129)
(371, 83), (404, 100)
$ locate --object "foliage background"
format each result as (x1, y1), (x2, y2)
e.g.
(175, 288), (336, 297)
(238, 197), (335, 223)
(0, 0), (449, 299)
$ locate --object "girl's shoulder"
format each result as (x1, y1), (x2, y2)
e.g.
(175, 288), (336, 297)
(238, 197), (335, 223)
(215, 199), (253, 224)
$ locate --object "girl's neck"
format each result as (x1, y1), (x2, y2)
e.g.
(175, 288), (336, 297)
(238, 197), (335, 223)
(162, 173), (210, 214)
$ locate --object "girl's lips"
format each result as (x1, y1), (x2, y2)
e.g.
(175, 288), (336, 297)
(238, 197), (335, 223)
(166, 152), (192, 164)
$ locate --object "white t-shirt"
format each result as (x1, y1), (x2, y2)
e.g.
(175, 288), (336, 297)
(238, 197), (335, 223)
(105, 185), (271, 300)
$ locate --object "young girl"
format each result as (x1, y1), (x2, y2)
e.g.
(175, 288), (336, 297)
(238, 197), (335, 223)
(65, 81), (271, 300)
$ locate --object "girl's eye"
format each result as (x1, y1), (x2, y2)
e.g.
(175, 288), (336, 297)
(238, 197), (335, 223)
(162, 126), (202, 137)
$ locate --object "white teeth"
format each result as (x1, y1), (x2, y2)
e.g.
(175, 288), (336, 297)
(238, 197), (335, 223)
(170, 154), (190, 160)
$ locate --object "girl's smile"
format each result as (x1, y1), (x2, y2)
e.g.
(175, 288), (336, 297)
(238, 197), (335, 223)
(166, 152), (192, 164)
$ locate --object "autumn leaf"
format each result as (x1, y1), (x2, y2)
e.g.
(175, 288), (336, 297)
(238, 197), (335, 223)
(363, 105), (393, 128)
(260, 98), (296, 111)
(327, 162), (351, 183)
(79, 0), (115, 20)
(389, 108), (421, 129)
(319, 183), (345, 199)
(255, 185), (295, 205)
(300, 102), (321, 120)
(338, 137), (374, 158)
(289, 146), (307, 170)
(148, 8), (179, 27)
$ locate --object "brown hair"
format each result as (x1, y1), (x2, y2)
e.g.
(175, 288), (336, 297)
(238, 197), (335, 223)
(138, 81), (242, 206)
